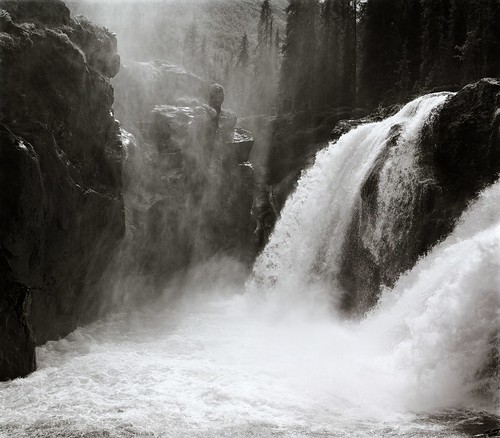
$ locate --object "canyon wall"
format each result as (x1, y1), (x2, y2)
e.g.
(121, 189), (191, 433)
(0, 0), (124, 379)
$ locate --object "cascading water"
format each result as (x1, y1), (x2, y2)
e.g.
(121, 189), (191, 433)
(251, 93), (452, 293)
(358, 179), (500, 410)
(0, 94), (498, 438)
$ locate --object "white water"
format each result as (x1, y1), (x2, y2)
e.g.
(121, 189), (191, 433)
(251, 93), (452, 292)
(1, 95), (499, 437)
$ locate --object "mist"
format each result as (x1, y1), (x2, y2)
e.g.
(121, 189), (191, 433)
(67, 0), (287, 117)
(1, 0), (499, 436)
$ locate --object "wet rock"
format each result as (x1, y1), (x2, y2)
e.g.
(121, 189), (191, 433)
(473, 430), (500, 438)
(330, 105), (403, 143)
(68, 15), (120, 78)
(0, 0), (124, 379)
(340, 79), (500, 313)
(430, 78), (500, 195)
(330, 119), (367, 142)
(118, 94), (256, 285)
(111, 54), (256, 286)
(0, 267), (36, 380)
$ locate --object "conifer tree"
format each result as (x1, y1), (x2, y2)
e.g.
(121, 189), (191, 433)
(279, 0), (319, 112)
(420, 0), (450, 88)
(458, 0), (500, 81)
(340, 0), (357, 105)
(319, 0), (342, 108)
(234, 34), (251, 112)
(236, 33), (250, 71)
(358, 0), (401, 105)
(447, 0), (468, 84)
(251, 0), (278, 114)
(183, 21), (199, 70)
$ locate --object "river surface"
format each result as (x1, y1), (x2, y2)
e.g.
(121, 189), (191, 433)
(0, 290), (498, 437)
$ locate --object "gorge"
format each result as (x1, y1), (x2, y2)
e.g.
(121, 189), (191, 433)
(0, 1), (499, 437)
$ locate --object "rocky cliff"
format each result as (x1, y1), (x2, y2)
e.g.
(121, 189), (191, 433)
(112, 59), (256, 291)
(0, 0), (124, 379)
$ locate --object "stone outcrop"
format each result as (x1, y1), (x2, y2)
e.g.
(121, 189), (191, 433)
(340, 79), (500, 312)
(113, 60), (219, 133)
(119, 106), (256, 287)
(0, 0), (124, 379)
(112, 61), (257, 288)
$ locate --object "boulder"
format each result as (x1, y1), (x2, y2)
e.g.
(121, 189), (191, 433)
(0, 0), (125, 379)
(152, 104), (217, 155)
(219, 109), (238, 133)
(208, 83), (224, 115)
(226, 127), (254, 165)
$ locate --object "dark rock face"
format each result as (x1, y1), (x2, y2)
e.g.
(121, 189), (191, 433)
(0, 258), (36, 381)
(121, 107), (256, 286)
(0, 0), (71, 25)
(69, 15), (120, 78)
(0, 1), (124, 379)
(339, 79), (500, 313)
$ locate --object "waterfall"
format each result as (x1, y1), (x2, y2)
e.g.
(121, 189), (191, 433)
(248, 89), (499, 408)
(358, 177), (500, 408)
(0, 91), (498, 436)
(251, 93), (452, 295)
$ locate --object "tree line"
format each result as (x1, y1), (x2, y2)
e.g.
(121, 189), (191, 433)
(183, 0), (500, 116)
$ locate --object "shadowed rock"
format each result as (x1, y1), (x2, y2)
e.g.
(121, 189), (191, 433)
(0, 0), (125, 380)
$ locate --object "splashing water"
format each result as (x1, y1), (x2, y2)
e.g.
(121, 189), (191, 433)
(251, 93), (452, 292)
(1, 94), (499, 437)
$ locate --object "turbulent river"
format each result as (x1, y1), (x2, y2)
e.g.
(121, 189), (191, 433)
(1, 94), (499, 437)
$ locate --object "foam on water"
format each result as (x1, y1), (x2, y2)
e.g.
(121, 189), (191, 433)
(1, 94), (498, 437)
(1, 188), (498, 437)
